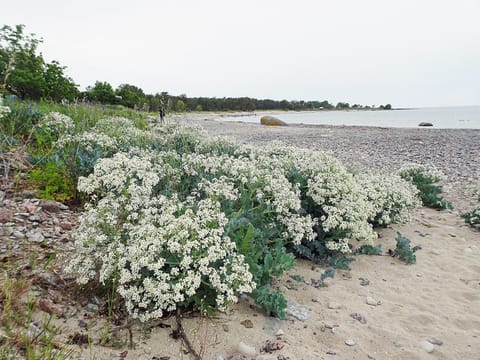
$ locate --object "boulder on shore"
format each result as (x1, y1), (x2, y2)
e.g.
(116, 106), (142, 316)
(260, 115), (288, 126)
(418, 122), (433, 127)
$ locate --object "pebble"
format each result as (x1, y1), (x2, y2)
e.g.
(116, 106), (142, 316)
(84, 303), (99, 313)
(345, 339), (356, 346)
(275, 329), (285, 336)
(366, 296), (380, 306)
(237, 341), (256, 356)
(27, 231), (45, 242)
(286, 302), (310, 321)
(427, 337), (443, 346)
(419, 340), (434, 353)
(328, 302), (341, 310)
(13, 230), (25, 239)
(216, 356), (225, 360)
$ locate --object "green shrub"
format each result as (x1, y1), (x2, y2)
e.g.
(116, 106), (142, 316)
(28, 161), (75, 201)
(388, 232), (421, 264)
(463, 191), (480, 227)
(1, 97), (44, 139)
(399, 163), (452, 209)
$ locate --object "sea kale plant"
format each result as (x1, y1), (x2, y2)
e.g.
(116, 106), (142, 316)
(463, 190), (480, 227)
(65, 118), (422, 320)
(399, 163), (452, 209)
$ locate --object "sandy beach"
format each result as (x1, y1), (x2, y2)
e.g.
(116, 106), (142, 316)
(1, 114), (479, 359)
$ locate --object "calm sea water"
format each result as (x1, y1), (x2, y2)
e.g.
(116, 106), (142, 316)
(217, 106), (480, 129)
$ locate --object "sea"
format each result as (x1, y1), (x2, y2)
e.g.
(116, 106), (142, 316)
(216, 106), (480, 129)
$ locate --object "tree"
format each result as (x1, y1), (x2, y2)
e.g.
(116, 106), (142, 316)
(0, 24), (45, 99)
(116, 83), (145, 108)
(44, 60), (79, 102)
(86, 81), (117, 104)
(1, 24), (79, 101)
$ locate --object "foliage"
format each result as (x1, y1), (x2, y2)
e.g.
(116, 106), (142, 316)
(86, 81), (117, 104)
(463, 191), (480, 226)
(0, 24), (78, 101)
(252, 286), (287, 318)
(388, 232), (421, 264)
(28, 160), (74, 201)
(399, 163), (453, 209)
(1, 96), (44, 138)
(356, 244), (382, 255)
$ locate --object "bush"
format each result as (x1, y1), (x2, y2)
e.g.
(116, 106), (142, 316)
(399, 163), (452, 209)
(388, 232), (421, 264)
(463, 191), (480, 227)
(65, 126), (422, 319)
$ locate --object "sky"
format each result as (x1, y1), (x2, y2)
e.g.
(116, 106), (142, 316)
(3, 0), (480, 107)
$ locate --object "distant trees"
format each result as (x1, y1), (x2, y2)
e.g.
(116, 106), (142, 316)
(115, 83), (145, 109)
(0, 24), (79, 101)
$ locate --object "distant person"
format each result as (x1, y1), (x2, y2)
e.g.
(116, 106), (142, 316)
(159, 101), (166, 123)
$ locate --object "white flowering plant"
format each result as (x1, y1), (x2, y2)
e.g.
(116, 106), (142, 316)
(66, 151), (255, 321)
(399, 163), (452, 209)
(0, 95), (10, 119)
(65, 120), (422, 320)
(358, 173), (421, 226)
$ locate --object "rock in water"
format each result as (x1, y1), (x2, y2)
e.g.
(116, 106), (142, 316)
(418, 122), (433, 127)
(260, 115), (288, 126)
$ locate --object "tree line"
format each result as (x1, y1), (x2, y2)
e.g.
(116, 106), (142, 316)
(0, 24), (391, 112)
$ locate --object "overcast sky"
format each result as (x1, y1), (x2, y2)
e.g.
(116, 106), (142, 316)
(3, 0), (480, 107)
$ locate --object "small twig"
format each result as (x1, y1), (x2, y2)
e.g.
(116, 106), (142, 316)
(176, 309), (201, 360)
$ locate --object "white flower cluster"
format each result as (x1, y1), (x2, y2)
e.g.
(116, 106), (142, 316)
(66, 121), (423, 321)
(399, 163), (446, 183)
(56, 116), (156, 153)
(42, 112), (75, 135)
(181, 150), (316, 245)
(67, 151), (255, 321)
(0, 96), (10, 119)
(358, 173), (421, 225)
(242, 142), (376, 251)
(239, 142), (421, 252)
(57, 131), (118, 152)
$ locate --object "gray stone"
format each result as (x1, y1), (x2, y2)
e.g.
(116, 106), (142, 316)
(286, 302), (310, 321)
(27, 231), (45, 243)
(13, 230), (25, 239)
(216, 356), (225, 360)
(427, 337), (443, 346)
(84, 303), (99, 313)
(345, 339), (356, 346)
(366, 296), (380, 306)
(419, 340), (434, 353)
(328, 302), (341, 310)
